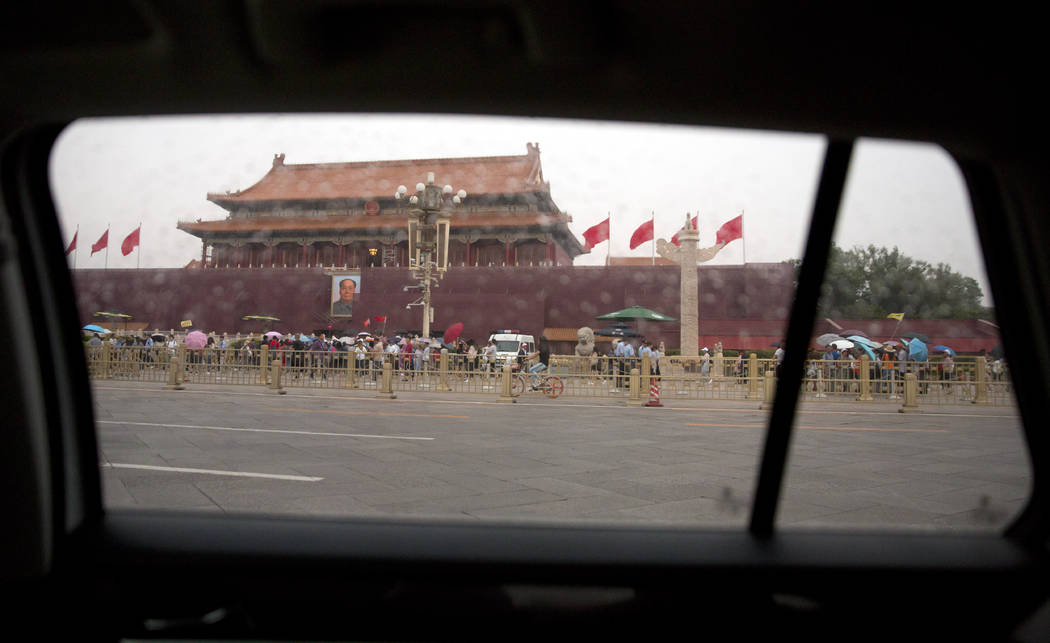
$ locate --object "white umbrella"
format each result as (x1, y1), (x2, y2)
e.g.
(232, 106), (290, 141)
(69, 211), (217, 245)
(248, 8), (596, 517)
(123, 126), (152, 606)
(816, 333), (843, 346)
(829, 339), (854, 350)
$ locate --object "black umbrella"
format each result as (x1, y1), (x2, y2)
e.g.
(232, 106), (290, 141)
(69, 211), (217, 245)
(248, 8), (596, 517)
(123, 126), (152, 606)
(990, 344), (1005, 359)
(595, 327), (642, 338)
(596, 306), (677, 322)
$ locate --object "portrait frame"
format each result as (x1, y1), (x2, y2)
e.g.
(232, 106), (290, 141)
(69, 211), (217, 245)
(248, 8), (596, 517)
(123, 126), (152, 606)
(330, 272), (361, 317)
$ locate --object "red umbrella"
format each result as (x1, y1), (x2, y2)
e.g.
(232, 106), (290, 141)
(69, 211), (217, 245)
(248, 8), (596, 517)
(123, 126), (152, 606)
(443, 322), (464, 345)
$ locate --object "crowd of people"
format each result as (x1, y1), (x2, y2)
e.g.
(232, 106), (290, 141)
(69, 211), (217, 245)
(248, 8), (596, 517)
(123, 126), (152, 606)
(795, 343), (1008, 398)
(84, 329), (1007, 397)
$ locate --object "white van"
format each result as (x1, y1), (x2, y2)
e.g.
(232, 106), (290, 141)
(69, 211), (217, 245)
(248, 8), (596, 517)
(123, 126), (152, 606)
(487, 330), (535, 370)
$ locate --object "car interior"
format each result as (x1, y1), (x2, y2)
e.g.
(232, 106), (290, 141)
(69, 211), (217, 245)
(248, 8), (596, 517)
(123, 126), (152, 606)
(2, 2), (1049, 640)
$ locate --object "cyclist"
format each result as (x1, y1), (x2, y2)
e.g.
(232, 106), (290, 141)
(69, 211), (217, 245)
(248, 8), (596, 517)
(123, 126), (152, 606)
(526, 335), (551, 390)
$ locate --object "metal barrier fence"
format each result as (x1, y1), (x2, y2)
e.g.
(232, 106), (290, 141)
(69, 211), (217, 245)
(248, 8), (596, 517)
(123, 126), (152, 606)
(84, 345), (1013, 406)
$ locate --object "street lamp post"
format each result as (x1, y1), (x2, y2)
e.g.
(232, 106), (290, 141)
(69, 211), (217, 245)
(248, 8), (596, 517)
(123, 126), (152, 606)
(395, 172), (466, 340)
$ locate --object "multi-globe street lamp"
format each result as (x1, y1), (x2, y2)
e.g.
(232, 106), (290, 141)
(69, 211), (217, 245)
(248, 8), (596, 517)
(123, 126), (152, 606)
(395, 172), (466, 339)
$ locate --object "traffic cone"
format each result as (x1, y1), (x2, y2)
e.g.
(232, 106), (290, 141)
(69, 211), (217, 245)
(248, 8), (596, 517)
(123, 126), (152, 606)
(646, 377), (663, 407)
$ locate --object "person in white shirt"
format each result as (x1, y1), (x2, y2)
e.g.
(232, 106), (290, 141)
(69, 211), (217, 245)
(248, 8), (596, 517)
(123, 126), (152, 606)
(700, 347), (712, 383)
(354, 341), (367, 375)
(483, 340), (498, 386)
(466, 341), (478, 381)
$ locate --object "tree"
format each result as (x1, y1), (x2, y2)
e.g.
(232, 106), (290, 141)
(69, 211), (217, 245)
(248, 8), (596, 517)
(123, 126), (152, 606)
(790, 244), (984, 319)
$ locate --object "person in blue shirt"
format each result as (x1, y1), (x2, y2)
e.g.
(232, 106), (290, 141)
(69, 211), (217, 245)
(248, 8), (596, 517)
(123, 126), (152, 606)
(613, 337), (636, 391)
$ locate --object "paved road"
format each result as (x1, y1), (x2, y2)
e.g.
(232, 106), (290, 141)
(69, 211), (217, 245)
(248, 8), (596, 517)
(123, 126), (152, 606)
(92, 381), (1029, 532)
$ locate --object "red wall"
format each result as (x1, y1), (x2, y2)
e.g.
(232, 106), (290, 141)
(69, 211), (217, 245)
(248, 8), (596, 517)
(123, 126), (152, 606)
(71, 264), (999, 352)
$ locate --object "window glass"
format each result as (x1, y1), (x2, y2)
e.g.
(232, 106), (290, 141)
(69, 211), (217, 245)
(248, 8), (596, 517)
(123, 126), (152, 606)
(778, 139), (1026, 531)
(53, 114), (821, 526)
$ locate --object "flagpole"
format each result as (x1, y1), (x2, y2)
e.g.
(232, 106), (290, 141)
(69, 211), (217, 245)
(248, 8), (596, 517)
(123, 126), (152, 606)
(105, 223), (110, 270)
(73, 224), (78, 270)
(740, 209), (746, 265)
(137, 221), (141, 269)
(606, 211), (611, 266)
(890, 315), (904, 340)
(651, 211), (655, 265)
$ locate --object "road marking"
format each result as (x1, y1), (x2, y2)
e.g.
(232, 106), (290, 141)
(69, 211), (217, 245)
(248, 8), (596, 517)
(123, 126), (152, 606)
(685, 422), (947, 433)
(92, 386), (1019, 418)
(97, 420), (434, 441)
(670, 407), (1018, 420)
(101, 462), (323, 481)
(263, 407), (469, 419)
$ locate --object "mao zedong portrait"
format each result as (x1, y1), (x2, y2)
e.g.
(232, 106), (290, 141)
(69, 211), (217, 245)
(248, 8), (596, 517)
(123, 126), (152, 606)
(332, 277), (356, 316)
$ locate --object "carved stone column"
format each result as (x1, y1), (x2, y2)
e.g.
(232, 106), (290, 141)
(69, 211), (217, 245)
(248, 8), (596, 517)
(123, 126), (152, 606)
(657, 214), (726, 358)
(677, 220), (700, 359)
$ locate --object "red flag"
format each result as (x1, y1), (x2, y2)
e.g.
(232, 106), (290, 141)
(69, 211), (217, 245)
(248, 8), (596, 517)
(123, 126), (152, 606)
(582, 217), (610, 251)
(373, 316), (387, 323)
(363, 318), (371, 327)
(65, 231), (77, 256)
(91, 229), (108, 255)
(716, 214), (743, 246)
(629, 218), (654, 250)
(121, 225), (141, 256)
(671, 215), (699, 246)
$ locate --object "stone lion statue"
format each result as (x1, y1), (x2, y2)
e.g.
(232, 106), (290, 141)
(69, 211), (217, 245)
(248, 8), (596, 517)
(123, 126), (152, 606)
(576, 326), (595, 356)
(575, 326), (595, 374)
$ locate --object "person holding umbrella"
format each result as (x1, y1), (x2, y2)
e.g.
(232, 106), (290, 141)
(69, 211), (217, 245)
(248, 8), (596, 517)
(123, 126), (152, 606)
(941, 349), (955, 392)
(904, 336), (929, 394)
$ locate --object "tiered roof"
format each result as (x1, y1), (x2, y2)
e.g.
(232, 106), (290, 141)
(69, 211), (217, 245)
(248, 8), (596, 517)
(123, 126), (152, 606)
(181, 142), (584, 256)
(206, 143), (548, 208)
(178, 211), (571, 234)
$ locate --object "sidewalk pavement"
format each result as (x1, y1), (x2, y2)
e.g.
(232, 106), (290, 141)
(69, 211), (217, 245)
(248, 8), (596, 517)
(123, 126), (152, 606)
(89, 379), (1017, 417)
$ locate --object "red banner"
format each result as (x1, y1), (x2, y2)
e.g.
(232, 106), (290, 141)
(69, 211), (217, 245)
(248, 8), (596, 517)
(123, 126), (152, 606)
(716, 214), (743, 246)
(629, 218), (654, 250)
(65, 231), (77, 256)
(91, 230), (108, 255)
(582, 217), (610, 251)
(121, 225), (141, 256)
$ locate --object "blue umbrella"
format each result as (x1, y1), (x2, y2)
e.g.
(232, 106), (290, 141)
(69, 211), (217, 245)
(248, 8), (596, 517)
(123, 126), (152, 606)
(847, 335), (882, 348)
(934, 345), (955, 356)
(82, 324), (110, 333)
(907, 337), (928, 361)
(851, 341), (877, 361)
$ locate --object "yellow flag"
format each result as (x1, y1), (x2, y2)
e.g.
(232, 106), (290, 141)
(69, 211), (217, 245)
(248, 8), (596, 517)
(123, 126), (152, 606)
(886, 313), (904, 321)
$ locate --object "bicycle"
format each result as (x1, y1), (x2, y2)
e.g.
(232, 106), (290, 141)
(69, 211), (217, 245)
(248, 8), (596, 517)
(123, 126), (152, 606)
(510, 369), (564, 398)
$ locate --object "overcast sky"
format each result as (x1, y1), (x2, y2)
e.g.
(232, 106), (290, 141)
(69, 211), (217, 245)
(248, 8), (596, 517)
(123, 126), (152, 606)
(48, 113), (989, 299)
